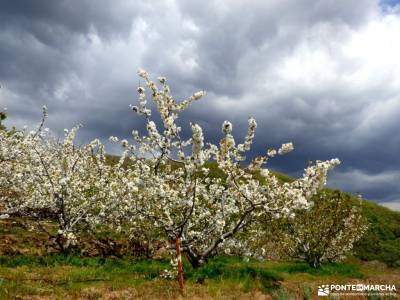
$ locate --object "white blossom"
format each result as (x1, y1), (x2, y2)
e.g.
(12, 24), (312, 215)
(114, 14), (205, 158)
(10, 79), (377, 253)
(278, 142), (294, 155)
(222, 120), (233, 134)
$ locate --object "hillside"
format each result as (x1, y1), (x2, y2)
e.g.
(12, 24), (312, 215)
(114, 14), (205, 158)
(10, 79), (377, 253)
(355, 200), (400, 267)
(1, 156), (399, 298)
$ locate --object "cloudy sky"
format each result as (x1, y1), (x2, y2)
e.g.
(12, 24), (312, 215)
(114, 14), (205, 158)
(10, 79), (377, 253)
(1, 0), (400, 210)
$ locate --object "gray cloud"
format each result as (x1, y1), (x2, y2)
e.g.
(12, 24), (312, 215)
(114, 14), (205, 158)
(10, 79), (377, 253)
(1, 0), (400, 208)
(329, 169), (400, 210)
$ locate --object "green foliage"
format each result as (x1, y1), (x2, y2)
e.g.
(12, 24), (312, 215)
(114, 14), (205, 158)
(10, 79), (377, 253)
(355, 200), (400, 267)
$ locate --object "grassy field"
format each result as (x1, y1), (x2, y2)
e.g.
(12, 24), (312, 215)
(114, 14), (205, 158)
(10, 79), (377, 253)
(0, 254), (399, 299)
(0, 255), (400, 299)
(0, 218), (399, 299)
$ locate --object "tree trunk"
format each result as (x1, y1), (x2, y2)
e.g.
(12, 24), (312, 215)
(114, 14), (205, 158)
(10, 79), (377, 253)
(184, 247), (202, 269)
(55, 233), (70, 254)
(175, 237), (185, 290)
(308, 256), (322, 268)
(187, 254), (201, 268)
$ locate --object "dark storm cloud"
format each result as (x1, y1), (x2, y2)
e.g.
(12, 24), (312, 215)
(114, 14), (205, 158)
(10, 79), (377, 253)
(0, 0), (153, 141)
(0, 0), (148, 43)
(1, 0), (400, 209)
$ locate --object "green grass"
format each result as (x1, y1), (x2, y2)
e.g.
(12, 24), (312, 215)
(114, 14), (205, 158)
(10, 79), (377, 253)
(0, 254), (364, 281)
(272, 261), (364, 278)
(0, 255), (169, 276)
(184, 256), (283, 293)
(0, 255), (398, 298)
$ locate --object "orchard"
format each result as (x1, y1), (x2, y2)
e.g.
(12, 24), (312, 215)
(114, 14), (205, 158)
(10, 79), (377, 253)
(0, 70), (366, 291)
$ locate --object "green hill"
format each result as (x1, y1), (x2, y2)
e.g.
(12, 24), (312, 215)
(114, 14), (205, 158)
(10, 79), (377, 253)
(354, 200), (400, 267)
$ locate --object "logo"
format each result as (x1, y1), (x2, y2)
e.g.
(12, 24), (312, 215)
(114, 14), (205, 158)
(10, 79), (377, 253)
(318, 285), (330, 296)
(317, 283), (397, 297)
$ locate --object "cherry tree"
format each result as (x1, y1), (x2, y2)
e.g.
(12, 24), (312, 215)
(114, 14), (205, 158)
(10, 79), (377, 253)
(260, 190), (368, 267)
(113, 70), (341, 287)
(1, 108), (121, 252)
(0, 70), (343, 289)
(0, 110), (30, 220)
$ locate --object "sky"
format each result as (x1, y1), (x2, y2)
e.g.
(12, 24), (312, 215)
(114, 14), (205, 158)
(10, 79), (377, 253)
(1, 0), (400, 210)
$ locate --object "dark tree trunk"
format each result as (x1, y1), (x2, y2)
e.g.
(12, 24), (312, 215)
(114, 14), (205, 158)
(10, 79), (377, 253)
(186, 252), (201, 268)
